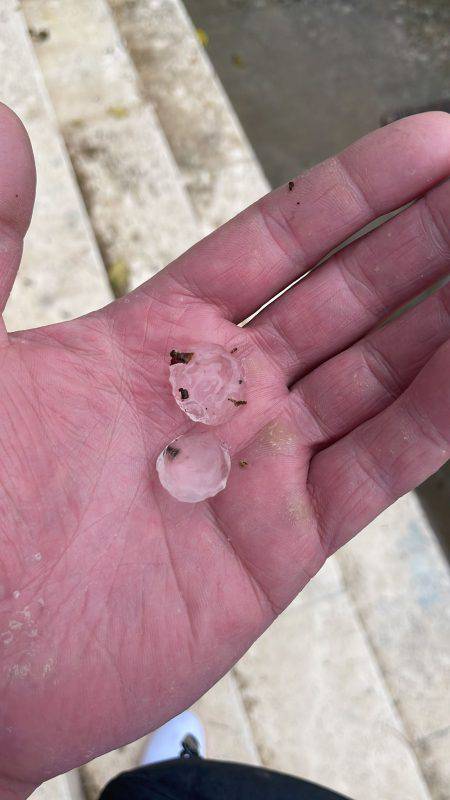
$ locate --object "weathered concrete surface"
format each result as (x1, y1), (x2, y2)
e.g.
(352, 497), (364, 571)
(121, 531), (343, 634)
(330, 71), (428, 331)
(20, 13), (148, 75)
(417, 727), (450, 800)
(235, 590), (430, 800)
(66, 106), (198, 290)
(193, 672), (261, 765)
(23, 0), (198, 292)
(0, 1), (111, 330)
(110, 0), (269, 233)
(338, 493), (450, 743)
(30, 771), (84, 800)
(24, 0), (141, 124)
(184, 0), (450, 186)
(291, 552), (342, 608)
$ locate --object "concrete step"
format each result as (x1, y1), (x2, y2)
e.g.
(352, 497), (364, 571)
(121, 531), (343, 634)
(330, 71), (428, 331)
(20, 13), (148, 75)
(235, 565), (431, 800)
(30, 772), (84, 800)
(109, 0), (269, 234)
(337, 492), (450, 799)
(22, 0), (199, 293)
(0, 0), (111, 331)
(233, 491), (450, 799)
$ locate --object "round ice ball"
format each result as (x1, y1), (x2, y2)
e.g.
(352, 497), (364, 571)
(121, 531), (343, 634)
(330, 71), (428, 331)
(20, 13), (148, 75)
(169, 344), (246, 425)
(156, 430), (231, 503)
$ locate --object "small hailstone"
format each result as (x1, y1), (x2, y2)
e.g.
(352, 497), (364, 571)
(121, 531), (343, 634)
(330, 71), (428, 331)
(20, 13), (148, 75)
(169, 343), (246, 425)
(156, 430), (231, 503)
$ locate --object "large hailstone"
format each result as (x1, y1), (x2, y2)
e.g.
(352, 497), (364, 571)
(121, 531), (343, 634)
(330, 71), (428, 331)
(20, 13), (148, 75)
(169, 343), (246, 425)
(156, 430), (231, 503)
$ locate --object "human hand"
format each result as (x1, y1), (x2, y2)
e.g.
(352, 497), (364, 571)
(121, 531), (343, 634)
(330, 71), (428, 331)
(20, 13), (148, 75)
(0, 106), (449, 798)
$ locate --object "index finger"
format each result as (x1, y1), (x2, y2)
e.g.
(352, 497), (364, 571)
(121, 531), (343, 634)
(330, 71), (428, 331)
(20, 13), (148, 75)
(155, 112), (450, 322)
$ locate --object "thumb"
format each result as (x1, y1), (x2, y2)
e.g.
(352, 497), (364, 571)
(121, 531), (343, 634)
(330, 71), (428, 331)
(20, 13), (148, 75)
(0, 104), (36, 326)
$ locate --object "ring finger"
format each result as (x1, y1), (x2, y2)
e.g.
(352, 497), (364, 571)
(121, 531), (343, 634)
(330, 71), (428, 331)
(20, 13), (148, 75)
(291, 279), (450, 447)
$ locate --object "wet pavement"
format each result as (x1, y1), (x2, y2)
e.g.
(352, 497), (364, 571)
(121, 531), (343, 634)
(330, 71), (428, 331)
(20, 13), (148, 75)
(185, 0), (449, 185)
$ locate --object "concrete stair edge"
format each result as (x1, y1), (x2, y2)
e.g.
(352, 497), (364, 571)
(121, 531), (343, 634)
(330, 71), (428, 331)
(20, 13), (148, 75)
(22, 0), (200, 293)
(109, 0), (270, 235)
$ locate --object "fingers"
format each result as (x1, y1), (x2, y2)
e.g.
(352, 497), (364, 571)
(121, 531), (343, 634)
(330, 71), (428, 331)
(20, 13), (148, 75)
(154, 112), (450, 322)
(307, 339), (450, 556)
(0, 104), (36, 312)
(252, 176), (450, 381)
(292, 281), (450, 446)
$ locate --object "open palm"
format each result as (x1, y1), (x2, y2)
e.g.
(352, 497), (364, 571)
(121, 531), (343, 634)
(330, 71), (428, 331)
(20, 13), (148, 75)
(0, 106), (449, 799)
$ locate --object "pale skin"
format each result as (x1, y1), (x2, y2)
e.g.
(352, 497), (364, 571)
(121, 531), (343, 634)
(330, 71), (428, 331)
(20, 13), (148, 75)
(0, 104), (449, 799)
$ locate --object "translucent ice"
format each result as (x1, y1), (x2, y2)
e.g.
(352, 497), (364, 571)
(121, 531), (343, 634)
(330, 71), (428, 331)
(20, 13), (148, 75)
(169, 344), (246, 425)
(156, 430), (231, 503)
